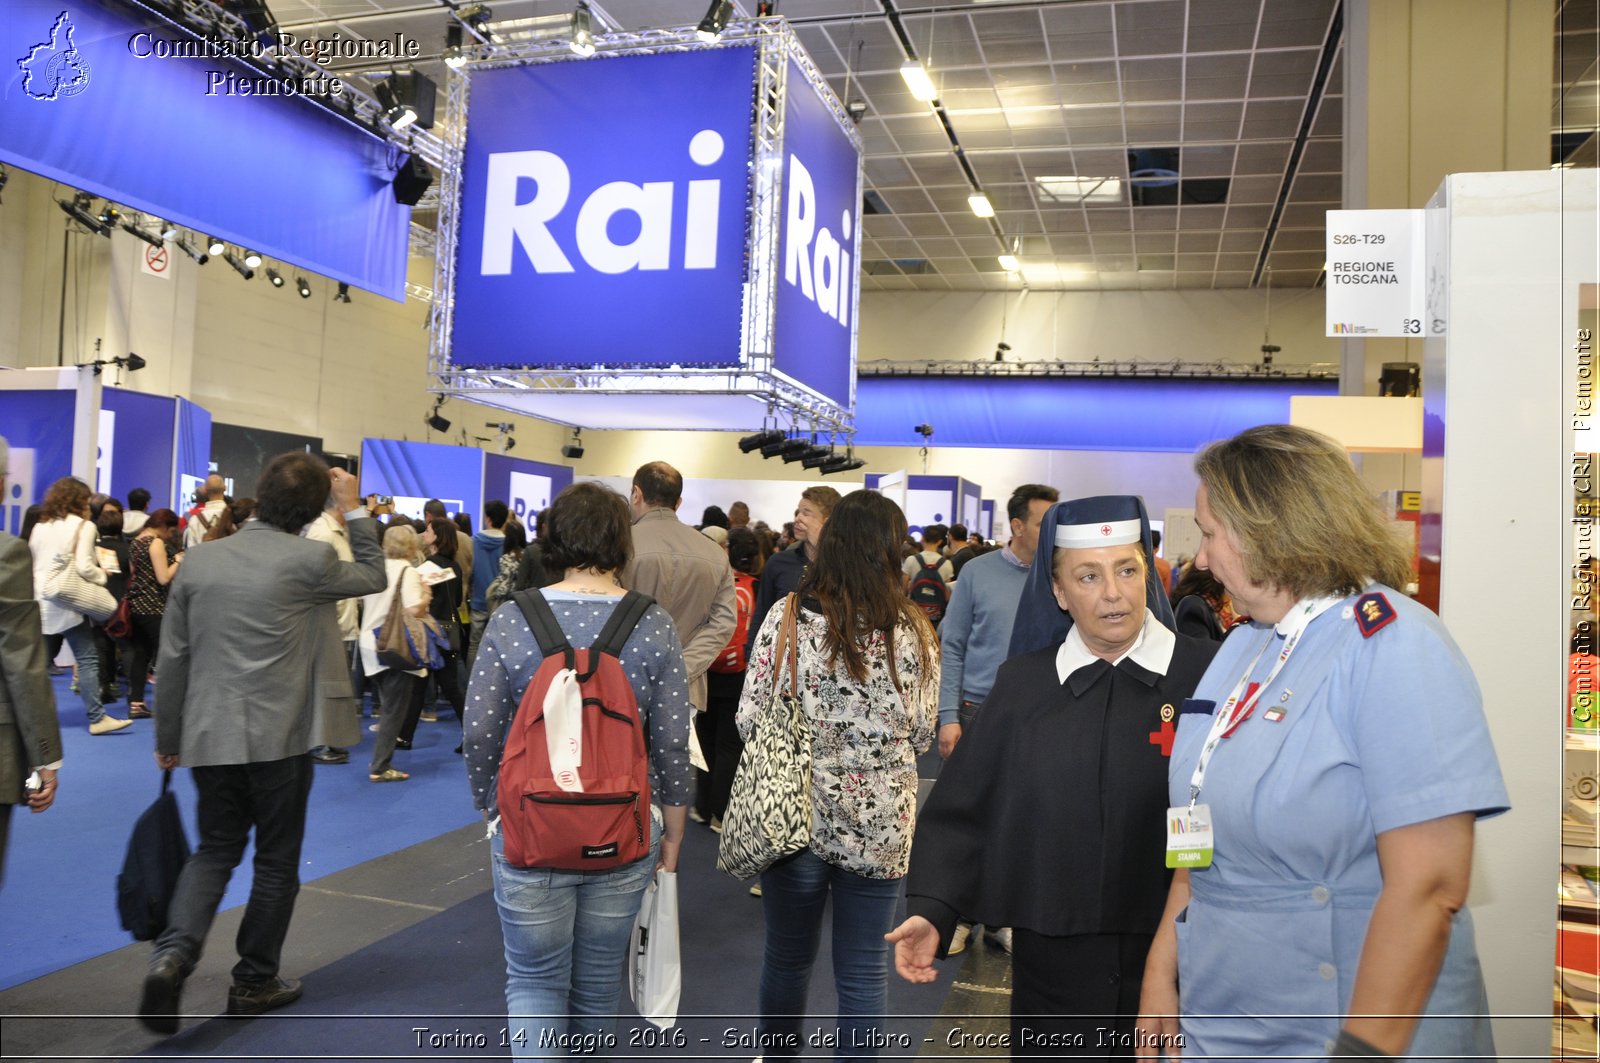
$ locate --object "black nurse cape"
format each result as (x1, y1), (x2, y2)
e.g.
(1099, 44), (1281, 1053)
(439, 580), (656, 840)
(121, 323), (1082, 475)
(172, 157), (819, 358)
(905, 633), (1217, 952)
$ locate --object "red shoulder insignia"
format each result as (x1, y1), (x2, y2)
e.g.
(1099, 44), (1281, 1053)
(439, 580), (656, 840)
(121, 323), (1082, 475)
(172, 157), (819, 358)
(1354, 592), (1396, 638)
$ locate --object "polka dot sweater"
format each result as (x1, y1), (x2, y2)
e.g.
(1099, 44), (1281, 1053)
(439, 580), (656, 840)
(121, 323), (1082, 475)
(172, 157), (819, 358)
(464, 591), (693, 819)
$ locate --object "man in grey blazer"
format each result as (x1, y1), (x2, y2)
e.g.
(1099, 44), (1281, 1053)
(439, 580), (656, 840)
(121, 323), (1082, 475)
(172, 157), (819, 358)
(0, 435), (64, 888)
(139, 452), (386, 1034)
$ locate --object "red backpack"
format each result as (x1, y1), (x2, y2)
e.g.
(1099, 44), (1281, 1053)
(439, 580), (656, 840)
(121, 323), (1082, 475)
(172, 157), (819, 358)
(710, 571), (756, 674)
(497, 589), (656, 870)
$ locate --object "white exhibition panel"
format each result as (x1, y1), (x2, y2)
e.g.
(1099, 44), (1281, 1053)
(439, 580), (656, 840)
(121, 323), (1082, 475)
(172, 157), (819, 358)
(1289, 395), (1423, 452)
(1425, 169), (1594, 1053)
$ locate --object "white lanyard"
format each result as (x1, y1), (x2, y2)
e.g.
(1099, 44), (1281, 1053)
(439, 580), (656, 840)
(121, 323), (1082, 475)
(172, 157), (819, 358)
(1186, 595), (1340, 808)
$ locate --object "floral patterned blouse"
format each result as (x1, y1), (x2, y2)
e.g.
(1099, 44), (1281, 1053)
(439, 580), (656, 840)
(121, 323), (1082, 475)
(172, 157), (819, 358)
(736, 597), (939, 879)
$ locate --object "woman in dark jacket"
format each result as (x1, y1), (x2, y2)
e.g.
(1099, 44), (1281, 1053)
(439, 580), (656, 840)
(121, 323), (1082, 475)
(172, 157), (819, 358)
(93, 499), (130, 705)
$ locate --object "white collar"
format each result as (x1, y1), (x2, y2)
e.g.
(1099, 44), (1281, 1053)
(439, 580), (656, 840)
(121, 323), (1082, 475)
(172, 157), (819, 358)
(1055, 610), (1175, 684)
(1271, 594), (1346, 638)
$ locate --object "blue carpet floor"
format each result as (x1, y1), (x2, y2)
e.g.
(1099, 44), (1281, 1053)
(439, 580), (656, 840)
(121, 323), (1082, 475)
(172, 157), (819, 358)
(0, 672), (482, 989)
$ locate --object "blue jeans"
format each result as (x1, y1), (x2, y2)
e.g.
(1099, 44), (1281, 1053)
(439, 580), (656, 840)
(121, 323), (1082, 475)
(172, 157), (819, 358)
(46, 621), (104, 724)
(490, 815), (660, 1062)
(758, 849), (903, 1059)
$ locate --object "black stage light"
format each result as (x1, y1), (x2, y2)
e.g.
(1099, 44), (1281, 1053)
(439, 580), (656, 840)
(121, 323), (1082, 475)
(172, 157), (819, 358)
(223, 251), (254, 280)
(738, 429), (785, 453)
(696, 0), (733, 42)
(58, 195), (110, 236)
(800, 446), (834, 469)
(175, 238), (208, 264)
(98, 203), (122, 228)
(561, 442), (585, 459)
(759, 437), (792, 459)
(375, 69), (437, 131)
(119, 221), (164, 249)
(821, 451), (866, 475)
(243, 250), (263, 268)
(266, 268), (284, 287)
(296, 276), (312, 298)
(392, 154), (434, 206)
(444, 22), (467, 68)
(335, 282), (352, 303)
(160, 220), (178, 240)
(912, 423), (934, 438)
(777, 438), (811, 463)
(206, 235), (226, 256)
(428, 413), (451, 432)
(125, 352), (147, 372)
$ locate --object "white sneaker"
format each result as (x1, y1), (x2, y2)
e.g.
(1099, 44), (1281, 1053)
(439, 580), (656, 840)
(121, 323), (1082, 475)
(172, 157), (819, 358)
(89, 716), (133, 735)
(946, 923), (971, 956)
(987, 926), (1013, 954)
(710, 816), (723, 834)
(749, 883), (763, 897)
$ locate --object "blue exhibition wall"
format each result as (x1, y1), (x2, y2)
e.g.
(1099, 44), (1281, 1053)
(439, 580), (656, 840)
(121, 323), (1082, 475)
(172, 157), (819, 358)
(771, 58), (859, 408)
(101, 387), (176, 510)
(0, 390), (76, 534)
(453, 47), (757, 367)
(853, 377), (1340, 452)
(1, 0), (410, 298)
(482, 455), (574, 531)
(360, 439), (483, 523)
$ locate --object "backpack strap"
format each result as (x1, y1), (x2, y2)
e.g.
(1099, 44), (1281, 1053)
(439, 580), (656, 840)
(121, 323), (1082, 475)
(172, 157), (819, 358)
(513, 589), (576, 672)
(590, 591), (656, 668)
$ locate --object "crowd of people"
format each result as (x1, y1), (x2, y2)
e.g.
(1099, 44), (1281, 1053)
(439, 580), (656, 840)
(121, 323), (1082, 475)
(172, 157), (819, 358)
(0, 425), (1509, 1061)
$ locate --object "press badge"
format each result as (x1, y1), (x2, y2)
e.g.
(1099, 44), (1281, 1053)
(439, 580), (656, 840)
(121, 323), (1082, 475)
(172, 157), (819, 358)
(1166, 804), (1214, 869)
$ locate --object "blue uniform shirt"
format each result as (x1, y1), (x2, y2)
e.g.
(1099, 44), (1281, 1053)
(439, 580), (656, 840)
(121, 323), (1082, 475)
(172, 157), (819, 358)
(1167, 585), (1510, 1060)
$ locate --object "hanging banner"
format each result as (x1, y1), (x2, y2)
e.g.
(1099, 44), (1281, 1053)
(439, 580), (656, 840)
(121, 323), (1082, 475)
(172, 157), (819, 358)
(1325, 209), (1427, 338)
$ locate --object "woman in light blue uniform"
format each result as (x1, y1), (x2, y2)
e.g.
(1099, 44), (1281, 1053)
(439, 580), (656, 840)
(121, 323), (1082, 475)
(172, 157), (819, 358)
(1135, 425), (1510, 1062)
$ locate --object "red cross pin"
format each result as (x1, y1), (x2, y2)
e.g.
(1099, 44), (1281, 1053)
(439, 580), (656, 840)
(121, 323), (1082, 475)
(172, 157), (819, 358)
(1100, 524), (1112, 536)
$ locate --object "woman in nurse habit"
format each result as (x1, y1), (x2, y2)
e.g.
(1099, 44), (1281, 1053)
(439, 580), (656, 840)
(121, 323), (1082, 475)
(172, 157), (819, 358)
(1136, 424), (1510, 1061)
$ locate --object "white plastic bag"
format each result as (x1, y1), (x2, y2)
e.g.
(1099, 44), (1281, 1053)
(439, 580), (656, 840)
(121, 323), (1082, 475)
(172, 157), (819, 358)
(542, 668), (584, 792)
(628, 869), (681, 1028)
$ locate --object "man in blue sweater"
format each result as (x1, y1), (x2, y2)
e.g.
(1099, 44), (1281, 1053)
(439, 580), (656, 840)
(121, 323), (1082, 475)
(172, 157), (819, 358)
(936, 483), (1059, 761)
(933, 483), (1057, 954)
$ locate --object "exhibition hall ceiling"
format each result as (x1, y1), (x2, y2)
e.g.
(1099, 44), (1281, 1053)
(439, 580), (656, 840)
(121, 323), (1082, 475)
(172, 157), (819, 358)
(265, 0), (1586, 293)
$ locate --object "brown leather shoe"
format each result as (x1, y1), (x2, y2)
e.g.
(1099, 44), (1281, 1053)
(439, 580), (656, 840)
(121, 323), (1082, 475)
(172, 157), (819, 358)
(226, 976), (303, 1016)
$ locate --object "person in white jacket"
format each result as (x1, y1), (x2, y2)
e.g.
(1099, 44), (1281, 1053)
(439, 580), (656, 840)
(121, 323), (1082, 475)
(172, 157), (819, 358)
(29, 477), (131, 735)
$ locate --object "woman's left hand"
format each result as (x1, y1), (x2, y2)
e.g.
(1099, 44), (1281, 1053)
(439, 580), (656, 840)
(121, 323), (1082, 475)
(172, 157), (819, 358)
(884, 916), (940, 983)
(657, 834), (682, 874)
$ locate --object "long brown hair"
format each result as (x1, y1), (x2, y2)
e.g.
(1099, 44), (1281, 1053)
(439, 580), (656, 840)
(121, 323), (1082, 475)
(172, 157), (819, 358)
(796, 490), (934, 686)
(40, 477), (91, 521)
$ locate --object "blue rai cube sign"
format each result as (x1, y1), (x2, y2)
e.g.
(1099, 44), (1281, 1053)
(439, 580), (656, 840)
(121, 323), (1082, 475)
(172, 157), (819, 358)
(452, 48), (758, 369)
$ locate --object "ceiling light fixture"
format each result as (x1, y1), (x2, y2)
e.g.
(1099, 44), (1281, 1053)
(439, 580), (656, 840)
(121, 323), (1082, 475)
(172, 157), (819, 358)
(223, 251), (254, 280)
(175, 237), (208, 264)
(738, 429), (785, 454)
(427, 397), (451, 433)
(443, 22), (467, 68)
(266, 268), (284, 287)
(998, 254), (1019, 272)
(967, 191), (994, 218)
(296, 276), (311, 298)
(119, 220), (164, 249)
(374, 69), (436, 131)
(569, 1), (596, 57)
(243, 249), (263, 268)
(696, 0), (733, 43)
(206, 235), (226, 256)
(159, 220), (178, 240)
(58, 194), (111, 236)
(335, 281), (352, 303)
(899, 60), (937, 102)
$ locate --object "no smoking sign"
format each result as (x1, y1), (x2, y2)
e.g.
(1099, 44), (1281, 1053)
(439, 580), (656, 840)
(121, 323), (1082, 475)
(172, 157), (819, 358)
(139, 242), (171, 280)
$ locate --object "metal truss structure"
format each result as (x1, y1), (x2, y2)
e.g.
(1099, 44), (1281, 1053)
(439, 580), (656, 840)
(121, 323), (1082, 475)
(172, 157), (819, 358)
(425, 19), (861, 434)
(858, 359), (1341, 381)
